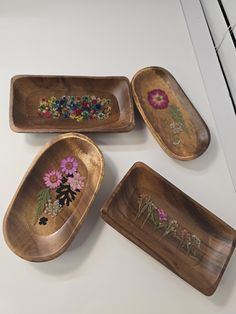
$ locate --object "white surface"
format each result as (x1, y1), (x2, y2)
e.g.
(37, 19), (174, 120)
(201, 0), (236, 112)
(0, 1), (235, 313)
(222, 0), (236, 36)
(182, 0), (236, 193)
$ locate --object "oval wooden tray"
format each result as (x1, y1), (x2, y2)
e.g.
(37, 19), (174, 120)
(10, 75), (135, 133)
(3, 133), (104, 262)
(131, 67), (210, 160)
(101, 162), (236, 295)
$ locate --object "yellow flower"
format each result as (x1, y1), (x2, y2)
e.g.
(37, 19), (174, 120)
(70, 114), (76, 120)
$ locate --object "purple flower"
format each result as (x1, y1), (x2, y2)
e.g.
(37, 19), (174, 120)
(60, 157), (78, 175)
(147, 89), (169, 109)
(43, 170), (62, 189)
(156, 207), (168, 223)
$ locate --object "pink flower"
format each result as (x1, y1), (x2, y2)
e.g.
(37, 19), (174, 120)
(60, 157), (78, 175)
(67, 172), (85, 191)
(43, 170), (62, 189)
(147, 89), (169, 109)
(156, 208), (168, 222)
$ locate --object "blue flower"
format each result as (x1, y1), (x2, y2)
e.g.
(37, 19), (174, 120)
(95, 104), (101, 110)
(63, 112), (69, 118)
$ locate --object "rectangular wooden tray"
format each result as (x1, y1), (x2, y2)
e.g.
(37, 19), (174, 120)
(10, 75), (135, 133)
(101, 162), (236, 295)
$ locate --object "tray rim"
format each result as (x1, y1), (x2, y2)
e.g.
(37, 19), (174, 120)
(101, 161), (236, 296)
(3, 132), (105, 262)
(9, 74), (135, 133)
(131, 66), (211, 161)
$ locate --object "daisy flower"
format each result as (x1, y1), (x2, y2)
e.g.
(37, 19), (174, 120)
(43, 170), (62, 189)
(60, 156), (78, 175)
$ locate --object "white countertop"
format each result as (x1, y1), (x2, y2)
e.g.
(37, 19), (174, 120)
(0, 0), (235, 313)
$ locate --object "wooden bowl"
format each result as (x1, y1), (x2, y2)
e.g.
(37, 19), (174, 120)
(131, 67), (210, 160)
(3, 133), (104, 262)
(10, 75), (135, 133)
(101, 162), (236, 295)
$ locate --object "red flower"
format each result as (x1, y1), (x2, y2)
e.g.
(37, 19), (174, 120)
(74, 109), (81, 116)
(92, 99), (97, 105)
(44, 111), (52, 118)
(147, 89), (169, 109)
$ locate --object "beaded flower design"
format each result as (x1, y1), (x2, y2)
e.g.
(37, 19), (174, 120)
(38, 95), (112, 122)
(33, 156), (85, 226)
(135, 194), (201, 259)
(147, 89), (186, 146)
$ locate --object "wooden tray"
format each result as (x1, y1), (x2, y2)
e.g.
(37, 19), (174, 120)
(131, 67), (210, 160)
(3, 133), (104, 262)
(10, 75), (135, 133)
(101, 162), (236, 295)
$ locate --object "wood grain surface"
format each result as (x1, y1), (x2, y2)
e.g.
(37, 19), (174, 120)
(101, 162), (236, 295)
(10, 75), (135, 133)
(131, 67), (210, 160)
(3, 133), (104, 262)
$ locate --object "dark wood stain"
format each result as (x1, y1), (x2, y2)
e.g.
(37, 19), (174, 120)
(3, 133), (104, 262)
(101, 162), (236, 295)
(131, 66), (210, 160)
(10, 75), (135, 133)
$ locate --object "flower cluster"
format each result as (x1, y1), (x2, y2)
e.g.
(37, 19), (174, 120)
(38, 95), (112, 122)
(136, 194), (201, 259)
(147, 88), (187, 146)
(34, 156), (85, 226)
(156, 207), (168, 223)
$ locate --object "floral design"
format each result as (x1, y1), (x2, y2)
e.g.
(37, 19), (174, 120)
(156, 208), (168, 223)
(33, 156), (85, 226)
(60, 156), (78, 175)
(67, 172), (85, 191)
(136, 194), (201, 259)
(147, 89), (187, 146)
(147, 89), (169, 109)
(39, 217), (48, 225)
(38, 95), (112, 122)
(43, 170), (62, 189)
(44, 200), (62, 217)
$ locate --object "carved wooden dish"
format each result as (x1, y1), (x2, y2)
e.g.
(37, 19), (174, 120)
(10, 75), (135, 133)
(101, 162), (235, 295)
(3, 133), (104, 262)
(131, 67), (210, 160)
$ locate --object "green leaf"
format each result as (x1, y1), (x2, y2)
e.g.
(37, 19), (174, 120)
(33, 188), (51, 225)
(169, 104), (185, 127)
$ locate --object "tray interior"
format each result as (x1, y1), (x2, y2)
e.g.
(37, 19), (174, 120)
(102, 162), (235, 295)
(11, 76), (133, 132)
(132, 67), (210, 159)
(3, 134), (104, 261)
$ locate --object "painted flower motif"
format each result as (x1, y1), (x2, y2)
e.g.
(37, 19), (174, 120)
(67, 172), (86, 191)
(156, 208), (168, 222)
(39, 216), (48, 225)
(44, 199), (62, 217)
(60, 157), (78, 175)
(38, 95), (112, 123)
(147, 89), (169, 109)
(181, 229), (191, 239)
(43, 170), (62, 189)
(97, 112), (105, 119)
